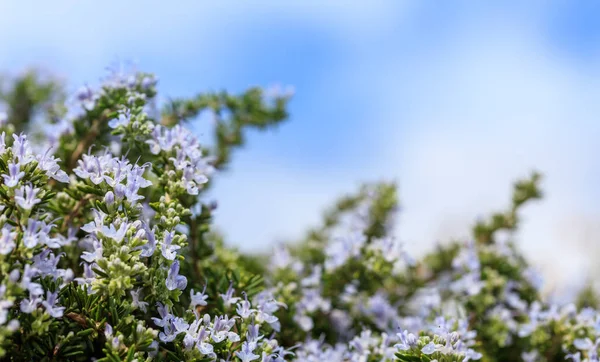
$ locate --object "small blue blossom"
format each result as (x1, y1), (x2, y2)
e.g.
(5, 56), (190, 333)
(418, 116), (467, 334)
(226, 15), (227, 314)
(3, 162), (24, 188)
(130, 288), (148, 312)
(236, 293), (256, 319)
(12, 134), (34, 164)
(190, 285), (208, 308)
(220, 282), (240, 308)
(0, 226), (17, 255)
(395, 330), (417, 351)
(35, 149), (69, 183)
(41, 291), (65, 318)
(235, 341), (260, 362)
(165, 260), (187, 291)
(101, 221), (128, 243)
(108, 109), (131, 129)
(14, 184), (41, 210)
(160, 231), (180, 260)
(421, 342), (436, 355)
(20, 291), (42, 314)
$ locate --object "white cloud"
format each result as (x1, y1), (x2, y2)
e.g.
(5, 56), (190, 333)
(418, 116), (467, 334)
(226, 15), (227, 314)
(368, 17), (600, 293)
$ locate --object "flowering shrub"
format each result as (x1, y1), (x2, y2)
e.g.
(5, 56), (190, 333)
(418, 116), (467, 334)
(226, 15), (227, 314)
(0, 65), (596, 362)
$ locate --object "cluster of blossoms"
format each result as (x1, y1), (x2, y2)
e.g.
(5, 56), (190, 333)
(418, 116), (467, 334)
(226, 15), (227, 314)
(0, 64), (599, 362)
(146, 125), (213, 196)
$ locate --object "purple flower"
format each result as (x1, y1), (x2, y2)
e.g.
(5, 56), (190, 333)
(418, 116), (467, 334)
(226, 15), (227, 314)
(104, 323), (113, 339)
(36, 149), (69, 183)
(159, 316), (189, 342)
(15, 184), (41, 210)
(12, 134), (34, 164)
(395, 330), (418, 351)
(130, 288), (148, 312)
(101, 221), (128, 243)
(235, 341), (260, 362)
(108, 109), (131, 129)
(75, 85), (97, 110)
(73, 152), (112, 185)
(2, 162), (24, 188)
(0, 132), (6, 154)
(148, 341), (159, 358)
(190, 285), (208, 308)
(194, 327), (214, 356)
(246, 324), (264, 348)
(139, 222), (156, 257)
(74, 263), (96, 294)
(421, 342), (436, 355)
(0, 226), (16, 255)
(151, 303), (171, 327)
(236, 293), (256, 319)
(22, 219), (49, 249)
(168, 149), (189, 170)
(104, 191), (115, 206)
(42, 291), (65, 318)
(81, 209), (107, 234)
(141, 75), (157, 89)
(220, 282), (240, 308)
(324, 232), (365, 271)
(464, 349), (483, 361)
(81, 237), (103, 263)
(32, 250), (63, 279)
(211, 315), (236, 343)
(20, 264), (43, 296)
(160, 231), (180, 260)
(20, 292), (41, 313)
(166, 261), (187, 291)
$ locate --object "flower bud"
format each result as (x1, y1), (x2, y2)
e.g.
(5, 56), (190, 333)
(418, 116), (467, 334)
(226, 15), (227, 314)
(9, 269), (20, 282)
(104, 191), (115, 206)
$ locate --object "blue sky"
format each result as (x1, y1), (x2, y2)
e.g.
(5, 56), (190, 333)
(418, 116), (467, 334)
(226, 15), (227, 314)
(1, 1), (600, 293)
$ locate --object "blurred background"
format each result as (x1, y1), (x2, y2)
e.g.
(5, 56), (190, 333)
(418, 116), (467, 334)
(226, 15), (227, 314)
(1, 1), (600, 297)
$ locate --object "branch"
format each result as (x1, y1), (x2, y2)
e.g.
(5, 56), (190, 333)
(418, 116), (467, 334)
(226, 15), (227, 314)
(68, 118), (101, 171)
